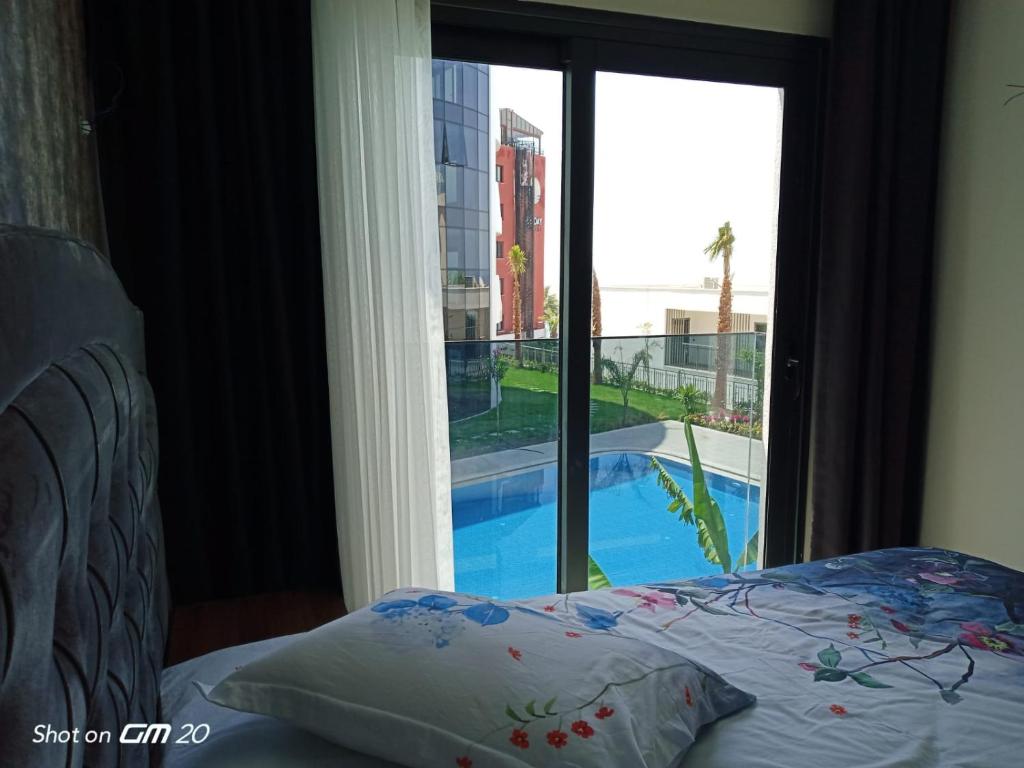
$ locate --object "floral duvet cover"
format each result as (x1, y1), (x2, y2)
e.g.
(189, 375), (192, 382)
(518, 547), (1024, 767)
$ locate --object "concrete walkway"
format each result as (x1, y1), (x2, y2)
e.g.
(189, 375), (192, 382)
(451, 420), (764, 486)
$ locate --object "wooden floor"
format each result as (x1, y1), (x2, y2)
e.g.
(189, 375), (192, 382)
(166, 590), (347, 665)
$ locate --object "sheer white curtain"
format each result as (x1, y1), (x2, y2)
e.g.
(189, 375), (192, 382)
(311, 0), (453, 610)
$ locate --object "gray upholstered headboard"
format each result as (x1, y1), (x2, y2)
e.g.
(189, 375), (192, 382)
(0, 225), (169, 767)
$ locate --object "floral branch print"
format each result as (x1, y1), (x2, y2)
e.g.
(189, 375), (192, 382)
(458, 662), (690, 764)
(797, 640), (982, 702)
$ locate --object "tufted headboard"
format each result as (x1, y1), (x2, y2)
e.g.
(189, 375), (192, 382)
(0, 225), (169, 767)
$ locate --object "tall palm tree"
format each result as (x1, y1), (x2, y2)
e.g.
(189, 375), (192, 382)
(592, 269), (604, 384)
(508, 244), (528, 360)
(703, 222), (735, 411)
(542, 286), (559, 338)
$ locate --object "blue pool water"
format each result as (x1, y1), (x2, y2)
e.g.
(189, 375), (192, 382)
(452, 452), (760, 599)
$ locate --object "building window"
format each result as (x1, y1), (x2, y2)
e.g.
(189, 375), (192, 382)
(496, 163), (503, 182)
(496, 241), (503, 260)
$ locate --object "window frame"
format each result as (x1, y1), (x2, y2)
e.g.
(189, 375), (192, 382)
(433, 0), (827, 592)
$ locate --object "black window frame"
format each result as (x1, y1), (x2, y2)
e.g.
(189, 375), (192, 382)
(433, 0), (826, 593)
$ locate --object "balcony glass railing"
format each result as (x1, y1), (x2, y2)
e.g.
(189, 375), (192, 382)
(445, 332), (766, 599)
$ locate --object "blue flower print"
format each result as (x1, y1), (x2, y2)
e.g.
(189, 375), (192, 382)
(576, 604), (621, 630)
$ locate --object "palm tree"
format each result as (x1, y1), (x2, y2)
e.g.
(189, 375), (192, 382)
(508, 244), (528, 360)
(592, 269), (604, 384)
(703, 222), (735, 411)
(542, 286), (559, 338)
(601, 348), (650, 427)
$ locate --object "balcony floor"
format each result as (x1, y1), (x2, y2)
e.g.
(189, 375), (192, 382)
(451, 420), (764, 486)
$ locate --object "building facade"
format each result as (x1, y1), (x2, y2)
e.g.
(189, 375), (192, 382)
(495, 108), (546, 339)
(432, 60), (492, 342)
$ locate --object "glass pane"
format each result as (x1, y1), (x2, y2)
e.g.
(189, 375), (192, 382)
(588, 72), (782, 586)
(435, 60), (563, 598)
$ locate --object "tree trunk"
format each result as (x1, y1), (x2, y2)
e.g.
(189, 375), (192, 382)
(592, 270), (603, 384)
(714, 251), (733, 411)
(512, 272), (522, 362)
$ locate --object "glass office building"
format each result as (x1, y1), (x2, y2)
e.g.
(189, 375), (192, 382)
(432, 60), (491, 341)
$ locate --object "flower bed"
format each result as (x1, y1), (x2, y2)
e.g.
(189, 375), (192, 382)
(690, 413), (763, 441)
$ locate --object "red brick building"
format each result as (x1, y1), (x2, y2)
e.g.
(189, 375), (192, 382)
(495, 109), (546, 338)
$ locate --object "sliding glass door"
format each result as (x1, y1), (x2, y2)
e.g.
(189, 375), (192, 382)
(585, 72), (780, 587)
(433, 1), (824, 597)
(437, 60), (565, 597)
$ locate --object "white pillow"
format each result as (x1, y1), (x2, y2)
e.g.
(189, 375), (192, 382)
(200, 588), (753, 767)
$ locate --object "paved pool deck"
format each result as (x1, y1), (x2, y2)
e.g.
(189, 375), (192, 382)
(451, 420), (764, 486)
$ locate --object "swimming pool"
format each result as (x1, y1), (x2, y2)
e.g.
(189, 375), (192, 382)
(452, 452), (760, 599)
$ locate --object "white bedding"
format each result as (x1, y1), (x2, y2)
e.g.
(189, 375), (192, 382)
(162, 548), (1024, 767)
(161, 635), (399, 768)
(159, 633), (950, 768)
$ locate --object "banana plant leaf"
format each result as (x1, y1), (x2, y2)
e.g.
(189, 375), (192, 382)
(588, 555), (612, 590)
(735, 531), (759, 569)
(683, 420), (732, 573)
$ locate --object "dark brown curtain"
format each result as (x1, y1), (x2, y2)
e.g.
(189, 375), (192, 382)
(85, 0), (340, 603)
(809, 0), (950, 559)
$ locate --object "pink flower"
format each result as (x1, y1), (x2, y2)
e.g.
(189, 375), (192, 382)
(959, 623), (1022, 656)
(798, 662), (819, 672)
(919, 571), (960, 585)
(612, 588), (676, 612)
(543, 605), (556, 613)
(847, 631), (860, 639)
(565, 631), (582, 638)
(880, 605), (896, 614)
(891, 620), (912, 634)
(640, 592), (677, 611)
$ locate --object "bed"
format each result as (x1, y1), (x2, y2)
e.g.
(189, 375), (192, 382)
(2, 226), (1023, 767)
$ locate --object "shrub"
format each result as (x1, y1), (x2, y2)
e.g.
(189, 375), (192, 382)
(689, 413), (763, 440)
(675, 384), (710, 418)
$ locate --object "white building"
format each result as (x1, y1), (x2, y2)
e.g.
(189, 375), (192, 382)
(599, 282), (770, 339)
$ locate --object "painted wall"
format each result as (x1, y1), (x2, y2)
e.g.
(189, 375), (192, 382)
(519, 0), (833, 38)
(920, 0), (1024, 571)
(0, 0), (106, 251)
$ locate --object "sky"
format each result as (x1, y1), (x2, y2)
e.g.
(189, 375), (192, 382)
(489, 66), (783, 297)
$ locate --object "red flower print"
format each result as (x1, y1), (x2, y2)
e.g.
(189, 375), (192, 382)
(543, 605), (556, 613)
(456, 757), (472, 768)
(595, 706), (615, 720)
(958, 622), (1022, 656)
(847, 613), (862, 628)
(565, 631), (582, 638)
(546, 729), (569, 749)
(509, 729), (530, 749)
(847, 631), (860, 639)
(508, 646), (522, 662)
(891, 620), (911, 634)
(571, 720), (594, 739)
(829, 704), (847, 717)
(684, 686), (694, 707)
(881, 605), (896, 614)
(798, 662), (819, 672)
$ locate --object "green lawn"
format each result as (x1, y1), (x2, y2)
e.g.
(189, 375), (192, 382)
(449, 366), (686, 460)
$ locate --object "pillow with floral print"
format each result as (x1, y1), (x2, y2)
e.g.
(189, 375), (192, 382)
(199, 588), (754, 767)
